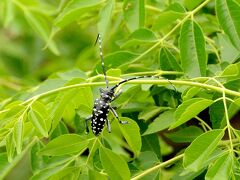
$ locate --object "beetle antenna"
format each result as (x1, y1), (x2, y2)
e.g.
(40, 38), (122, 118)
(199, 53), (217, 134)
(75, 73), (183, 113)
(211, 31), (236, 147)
(95, 34), (109, 88)
(111, 76), (177, 94)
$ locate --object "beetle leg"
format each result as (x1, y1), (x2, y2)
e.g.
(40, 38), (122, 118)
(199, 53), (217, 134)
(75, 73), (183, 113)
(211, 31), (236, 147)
(109, 106), (128, 124)
(106, 119), (111, 133)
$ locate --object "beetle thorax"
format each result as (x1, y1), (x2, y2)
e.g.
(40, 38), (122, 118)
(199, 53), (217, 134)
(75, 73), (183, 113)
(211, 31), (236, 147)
(99, 88), (114, 102)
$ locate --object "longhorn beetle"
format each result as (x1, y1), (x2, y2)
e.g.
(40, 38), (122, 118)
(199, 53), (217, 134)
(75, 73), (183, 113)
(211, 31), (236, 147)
(85, 34), (175, 136)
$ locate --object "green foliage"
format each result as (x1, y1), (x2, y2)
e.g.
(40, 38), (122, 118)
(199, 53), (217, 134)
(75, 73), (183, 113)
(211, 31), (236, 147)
(0, 0), (240, 179)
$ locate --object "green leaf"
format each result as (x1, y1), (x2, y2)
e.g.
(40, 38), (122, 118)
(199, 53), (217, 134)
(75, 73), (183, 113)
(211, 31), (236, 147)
(216, 0), (240, 50)
(170, 98), (213, 129)
(209, 100), (224, 129)
(221, 64), (239, 77)
(3, 0), (14, 27)
(0, 153), (9, 178)
(220, 97), (240, 128)
(28, 108), (48, 137)
(39, 134), (88, 156)
(217, 34), (240, 63)
(120, 28), (158, 48)
(141, 134), (161, 160)
(5, 133), (15, 162)
(72, 87), (93, 108)
(153, 11), (184, 30)
(97, 0), (115, 37)
(182, 87), (202, 101)
(143, 109), (175, 135)
(179, 20), (207, 77)
(165, 126), (203, 143)
(13, 116), (24, 154)
(123, 0), (145, 32)
(130, 28), (157, 41)
(49, 166), (81, 180)
(159, 48), (182, 72)
(94, 51), (138, 73)
(24, 10), (59, 55)
(138, 106), (168, 121)
(205, 153), (233, 180)
(31, 165), (65, 180)
(118, 117), (141, 157)
(106, 68), (121, 77)
(99, 146), (130, 180)
(183, 129), (224, 172)
(221, 62), (240, 81)
(55, 0), (104, 27)
(48, 89), (77, 133)
(132, 151), (160, 180)
(89, 169), (108, 180)
(51, 121), (69, 139)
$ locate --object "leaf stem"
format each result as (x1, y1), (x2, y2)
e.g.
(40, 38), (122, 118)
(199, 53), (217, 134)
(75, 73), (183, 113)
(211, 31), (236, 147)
(131, 154), (184, 180)
(210, 78), (235, 156)
(195, 116), (212, 131)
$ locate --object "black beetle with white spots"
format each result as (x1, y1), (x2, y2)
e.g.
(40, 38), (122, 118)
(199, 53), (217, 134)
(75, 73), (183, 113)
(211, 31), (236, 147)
(85, 34), (175, 136)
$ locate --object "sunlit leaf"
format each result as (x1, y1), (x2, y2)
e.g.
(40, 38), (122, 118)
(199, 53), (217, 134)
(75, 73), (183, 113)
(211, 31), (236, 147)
(48, 89), (78, 133)
(143, 109), (175, 135)
(39, 134), (89, 156)
(55, 0), (104, 27)
(97, 0), (115, 37)
(118, 117), (141, 157)
(153, 11), (184, 30)
(28, 108), (48, 137)
(183, 129), (224, 171)
(100, 146), (130, 180)
(13, 116), (24, 154)
(5, 133), (15, 162)
(216, 0), (240, 50)
(24, 10), (59, 54)
(123, 0), (145, 32)
(205, 153), (233, 180)
(179, 20), (207, 77)
(94, 51), (138, 73)
(165, 126), (203, 143)
(170, 98), (213, 129)
(2, 0), (14, 27)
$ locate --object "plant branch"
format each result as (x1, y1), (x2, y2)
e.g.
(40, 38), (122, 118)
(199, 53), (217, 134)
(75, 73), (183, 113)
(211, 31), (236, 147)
(16, 79), (240, 106)
(125, 0), (212, 64)
(131, 154), (184, 180)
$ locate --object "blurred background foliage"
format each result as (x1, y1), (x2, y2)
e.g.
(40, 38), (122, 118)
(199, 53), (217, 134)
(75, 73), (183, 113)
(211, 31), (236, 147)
(0, 0), (240, 179)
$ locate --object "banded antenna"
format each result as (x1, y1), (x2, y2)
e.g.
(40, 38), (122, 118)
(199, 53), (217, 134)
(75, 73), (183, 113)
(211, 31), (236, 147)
(95, 34), (109, 88)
